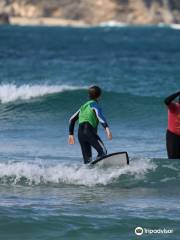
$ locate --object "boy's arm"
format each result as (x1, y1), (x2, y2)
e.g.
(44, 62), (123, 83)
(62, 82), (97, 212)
(164, 91), (180, 106)
(69, 110), (80, 144)
(90, 102), (108, 128)
(90, 102), (112, 140)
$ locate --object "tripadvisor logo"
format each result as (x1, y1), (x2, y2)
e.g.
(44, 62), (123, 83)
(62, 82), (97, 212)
(135, 227), (143, 236)
(135, 226), (174, 236)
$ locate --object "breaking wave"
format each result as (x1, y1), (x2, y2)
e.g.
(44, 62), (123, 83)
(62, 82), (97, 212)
(0, 84), (86, 103)
(0, 158), (179, 187)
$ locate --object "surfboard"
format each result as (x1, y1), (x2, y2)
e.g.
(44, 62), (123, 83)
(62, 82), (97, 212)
(90, 152), (129, 167)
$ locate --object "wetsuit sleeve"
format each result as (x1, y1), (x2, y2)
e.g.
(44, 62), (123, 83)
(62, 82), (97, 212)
(164, 91), (180, 106)
(90, 102), (108, 129)
(69, 110), (80, 135)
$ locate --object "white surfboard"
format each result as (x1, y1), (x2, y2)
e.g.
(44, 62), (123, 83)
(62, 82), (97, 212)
(90, 152), (129, 167)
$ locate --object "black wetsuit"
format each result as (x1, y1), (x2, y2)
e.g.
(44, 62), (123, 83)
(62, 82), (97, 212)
(69, 101), (108, 164)
(78, 122), (107, 163)
(164, 91), (180, 159)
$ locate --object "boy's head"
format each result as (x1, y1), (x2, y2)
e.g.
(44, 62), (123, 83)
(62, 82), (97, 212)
(179, 96), (180, 104)
(88, 86), (102, 100)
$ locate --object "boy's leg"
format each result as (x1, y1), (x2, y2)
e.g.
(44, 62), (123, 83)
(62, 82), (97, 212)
(79, 141), (92, 164)
(78, 123), (107, 163)
(78, 125), (92, 164)
(95, 135), (107, 158)
(87, 131), (107, 158)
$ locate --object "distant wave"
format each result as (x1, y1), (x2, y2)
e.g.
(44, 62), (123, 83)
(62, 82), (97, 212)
(99, 22), (180, 29)
(170, 24), (180, 30)
(98, 21), (128, 27)
(157, 23), (180, 30)
(0, 84), (165, 123)
(0, 83), (167, 105)
(0, 84), (86, 103)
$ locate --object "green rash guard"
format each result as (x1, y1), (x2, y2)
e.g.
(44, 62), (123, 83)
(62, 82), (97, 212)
(79, 100), (98, 128)
(69, 100), (108, 135)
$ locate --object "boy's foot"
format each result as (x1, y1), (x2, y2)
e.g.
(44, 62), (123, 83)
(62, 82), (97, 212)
(96, 153), (106, 160)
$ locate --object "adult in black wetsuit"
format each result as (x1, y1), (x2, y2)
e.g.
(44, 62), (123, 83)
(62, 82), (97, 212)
(164, 91), (180, 159)
(68, 86), (112, 164)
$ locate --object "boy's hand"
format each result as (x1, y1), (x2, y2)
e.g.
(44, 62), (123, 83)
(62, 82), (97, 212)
(105, 127), (112, 140)
(68, 135), (75, 144)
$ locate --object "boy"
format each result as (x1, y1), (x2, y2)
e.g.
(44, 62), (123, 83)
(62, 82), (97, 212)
(68, 86), (112, 164)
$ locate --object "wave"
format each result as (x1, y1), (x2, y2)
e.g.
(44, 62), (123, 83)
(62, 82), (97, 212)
(157, 23), (180, 30)
(0, 159), (179, 187)
(98, 22), (180, 29)
(98, 21), (128, 27)
(0, 84), (165, 123)
(0, 159), (154, 186)
(0, 84), (165, 105)
(0, 84), (86, 103)
(170, 24), (180, 30)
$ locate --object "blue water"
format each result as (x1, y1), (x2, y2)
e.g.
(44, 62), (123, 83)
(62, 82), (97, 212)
(0, 25), (180, 239)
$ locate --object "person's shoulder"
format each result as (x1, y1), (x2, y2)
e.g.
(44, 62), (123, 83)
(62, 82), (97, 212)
(176, 103), (180, 110)
(168, 102), (178, 112)
(80, 100), (89, 107)
(90, 100), (98, 107)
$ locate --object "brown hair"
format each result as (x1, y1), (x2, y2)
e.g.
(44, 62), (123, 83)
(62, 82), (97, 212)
(88, 86), (102, 100)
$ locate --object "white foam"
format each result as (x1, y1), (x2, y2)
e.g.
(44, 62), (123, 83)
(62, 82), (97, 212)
(170, 24), (180, 30)
(99, 21), (128, 27)
(0, 84), (86, 103)
(0, 159), (156, 186)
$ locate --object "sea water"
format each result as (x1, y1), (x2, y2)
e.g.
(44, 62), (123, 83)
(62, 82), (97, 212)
(0, 25), (180, 239)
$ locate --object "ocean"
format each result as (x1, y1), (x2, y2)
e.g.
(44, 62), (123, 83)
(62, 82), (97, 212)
(0, 24), (180, 239)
